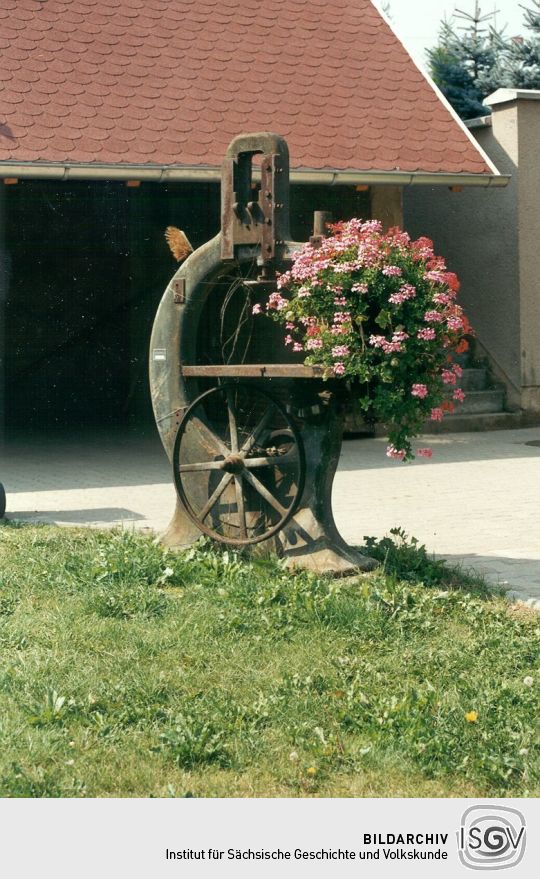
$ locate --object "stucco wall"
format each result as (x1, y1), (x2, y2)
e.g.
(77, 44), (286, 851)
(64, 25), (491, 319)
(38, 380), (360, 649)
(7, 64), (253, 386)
(403, 115), (521, 399)
(517, 99), (540, 407)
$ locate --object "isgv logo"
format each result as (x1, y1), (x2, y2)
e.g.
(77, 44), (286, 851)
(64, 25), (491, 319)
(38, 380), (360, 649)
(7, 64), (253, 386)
(458, 805), (526, 870)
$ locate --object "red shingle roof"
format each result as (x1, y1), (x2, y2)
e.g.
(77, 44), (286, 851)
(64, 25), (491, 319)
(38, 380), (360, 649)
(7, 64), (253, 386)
(0, 0), (495, 176)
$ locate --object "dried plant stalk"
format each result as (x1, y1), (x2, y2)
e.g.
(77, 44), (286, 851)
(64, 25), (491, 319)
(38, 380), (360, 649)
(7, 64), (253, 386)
(165, 226), (194, 262)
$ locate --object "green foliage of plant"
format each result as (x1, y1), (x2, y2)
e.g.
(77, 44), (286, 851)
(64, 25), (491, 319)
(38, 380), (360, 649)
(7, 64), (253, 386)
(0, 522), (538, 798)
(363, 527), (491, 592)
(159, 705), (232, 769)
(259, 220), (469, 460)
(87, 582), (170, 620)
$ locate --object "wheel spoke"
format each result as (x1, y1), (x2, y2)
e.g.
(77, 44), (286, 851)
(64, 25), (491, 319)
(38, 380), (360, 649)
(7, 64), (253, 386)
(226, 386), (239, 453)
(196, 419), (231, 459)
(239, 405), (276, 455)
(198, 473), (233, 521)
(178, 460), (225, 472)
(243, 451), (298, 468)
(234, 474), (247, 538)
(242, 469), (288, 517)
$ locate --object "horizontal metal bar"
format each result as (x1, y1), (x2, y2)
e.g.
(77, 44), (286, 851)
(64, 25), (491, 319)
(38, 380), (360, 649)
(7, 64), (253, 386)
(0, 161), (510, 187)
(181, 364), (327, 378)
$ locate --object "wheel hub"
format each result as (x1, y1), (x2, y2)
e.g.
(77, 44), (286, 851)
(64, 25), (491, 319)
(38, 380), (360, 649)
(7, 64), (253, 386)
(221, 454), (245, 474)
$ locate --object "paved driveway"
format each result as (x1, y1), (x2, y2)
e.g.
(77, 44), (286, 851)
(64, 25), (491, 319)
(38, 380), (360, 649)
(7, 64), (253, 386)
(2, 425), (540, 606)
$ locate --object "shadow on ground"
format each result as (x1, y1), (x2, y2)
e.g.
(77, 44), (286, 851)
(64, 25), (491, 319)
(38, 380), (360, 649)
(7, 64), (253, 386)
(340, 431), (540, 470)
(6, 508), (146, 524)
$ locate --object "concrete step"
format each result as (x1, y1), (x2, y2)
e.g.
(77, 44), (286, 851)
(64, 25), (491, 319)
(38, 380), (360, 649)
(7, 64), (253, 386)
(349, 410), (540, 437)
(459, 367), (488, 391)
(452, 350), (473, 368)
(456, 388), (505, 415)
(421, 411), (530, 434)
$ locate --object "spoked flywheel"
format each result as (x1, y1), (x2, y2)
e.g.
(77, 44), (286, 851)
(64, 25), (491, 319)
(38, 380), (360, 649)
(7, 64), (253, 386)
(173, 383), (305, 545)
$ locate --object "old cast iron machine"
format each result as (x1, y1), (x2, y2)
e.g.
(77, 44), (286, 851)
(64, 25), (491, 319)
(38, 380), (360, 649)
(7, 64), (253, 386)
(149, 133), (376, 575)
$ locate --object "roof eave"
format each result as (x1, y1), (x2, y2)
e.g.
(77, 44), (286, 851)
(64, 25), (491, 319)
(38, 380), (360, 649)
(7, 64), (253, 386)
(0, 161), (510, 187)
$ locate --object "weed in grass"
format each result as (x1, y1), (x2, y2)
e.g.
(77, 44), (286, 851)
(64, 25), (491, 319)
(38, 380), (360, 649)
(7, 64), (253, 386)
(363, 527), (492, 594)
(87, 582), (169, 620)
(160, 705), (231, 769)
(26, 688), (72, 727)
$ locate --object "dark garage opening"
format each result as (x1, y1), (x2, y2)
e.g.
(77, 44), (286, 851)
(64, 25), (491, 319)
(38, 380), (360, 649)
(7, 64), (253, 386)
(2, 178), (369, 437)
(3, 179), (220, 434)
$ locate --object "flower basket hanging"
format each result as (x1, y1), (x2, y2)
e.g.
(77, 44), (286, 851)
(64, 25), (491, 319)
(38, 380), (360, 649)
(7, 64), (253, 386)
(255, 219), (470, 461)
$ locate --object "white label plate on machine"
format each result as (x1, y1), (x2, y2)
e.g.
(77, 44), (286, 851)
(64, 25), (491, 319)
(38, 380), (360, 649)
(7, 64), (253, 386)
(153, 349), (167, 362)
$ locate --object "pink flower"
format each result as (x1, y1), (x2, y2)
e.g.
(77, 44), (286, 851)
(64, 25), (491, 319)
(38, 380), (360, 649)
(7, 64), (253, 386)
(425, 270), (447, 284)
(331, 325), (347, 335)
(453, 388), (466, 402)
(411, 236), (434, 261)
(306, 338), (323, 351)
(452, 363), (463, 377)
(444, 271), (460, 292)
(411, 383), (428, 399)
(333, 362), (346, 375)
(268, 292), (287, 311)
(276, 270), (292, 289)
(331, 345), (350, 359)
(369, 331), (409, 354)
(386, 445), (406, 461)
(417, 448), (433, 458)
(442, 369), (457, 385)
(293, 343), (303, 352)
(389, 283), (416, 305)
(285, 321), (295, 330)
(417, 327), (436, 341)
(447, 316), (464, 331)
(424, 310), (444, 323)
(351, 282), (368, 294)
(298, 286), (311, 298)
(382, 265), (403, 277)
(388, 291), (407, 305)
(285, 335), (293, 346)
(432, 291), (452, 306)
(427, 257), (447, 272)
(430, 407), (444, 422)
(252, 304), (262, 314)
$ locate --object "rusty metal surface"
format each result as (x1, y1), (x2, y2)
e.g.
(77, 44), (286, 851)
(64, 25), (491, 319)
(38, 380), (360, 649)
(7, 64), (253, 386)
(221, 132), (290, 268)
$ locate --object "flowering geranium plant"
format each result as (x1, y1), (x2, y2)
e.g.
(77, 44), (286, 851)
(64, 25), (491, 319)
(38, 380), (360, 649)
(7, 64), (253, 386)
(256, 219), (471, 461)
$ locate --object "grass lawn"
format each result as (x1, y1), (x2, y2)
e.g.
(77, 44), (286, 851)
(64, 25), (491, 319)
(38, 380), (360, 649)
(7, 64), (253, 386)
(0, 522), (538, 798)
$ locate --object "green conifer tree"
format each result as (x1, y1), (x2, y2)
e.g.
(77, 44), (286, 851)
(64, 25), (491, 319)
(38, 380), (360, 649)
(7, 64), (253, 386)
(494, 0), (540, 88)
(427, 3), (505, 119)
